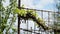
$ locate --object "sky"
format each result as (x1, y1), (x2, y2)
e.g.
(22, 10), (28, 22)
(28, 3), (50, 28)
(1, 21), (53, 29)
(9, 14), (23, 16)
(3, 0), (58, 11)
(21, 0), (58, 11)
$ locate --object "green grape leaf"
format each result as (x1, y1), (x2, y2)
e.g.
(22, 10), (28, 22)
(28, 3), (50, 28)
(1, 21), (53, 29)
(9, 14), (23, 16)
(14, 8), (27, 17)
(14, 8), (20, 14)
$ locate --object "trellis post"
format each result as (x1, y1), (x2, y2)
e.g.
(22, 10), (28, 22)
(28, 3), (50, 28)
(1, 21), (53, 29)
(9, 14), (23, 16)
(18, 0), (21, 34)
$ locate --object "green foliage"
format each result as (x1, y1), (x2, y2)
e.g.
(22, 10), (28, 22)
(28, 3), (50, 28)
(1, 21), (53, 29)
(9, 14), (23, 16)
(14, 8), (27, 17)
(14, 8), (46, 29)
(0, 0), (17, 34)
(11, 26), (17, 32)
